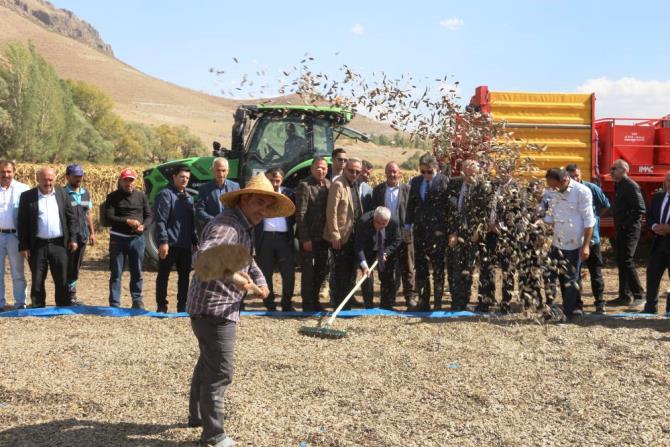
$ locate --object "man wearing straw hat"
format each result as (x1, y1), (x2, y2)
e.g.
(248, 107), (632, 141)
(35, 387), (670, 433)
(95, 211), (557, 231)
(186, 174), (295, 447)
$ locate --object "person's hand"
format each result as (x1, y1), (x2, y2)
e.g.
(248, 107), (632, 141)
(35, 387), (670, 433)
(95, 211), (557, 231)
(158, 244), (169, 260)
(580, 244), (590, 261)
(126, 219), (140, 229)
(232, 271), (252, 292)
(360, 266), (370, 277)
(403, 229), (412, 244)
(302, 241), (313, 252)
(135, 224), (144, 234)
(331, 239), (342, 251)
(20, 249), (30, 259)
(255, 285), (270, 299)
(448, 233), (458, 248)
(68, 242), (78, 253)
(88, 234), (96, 246)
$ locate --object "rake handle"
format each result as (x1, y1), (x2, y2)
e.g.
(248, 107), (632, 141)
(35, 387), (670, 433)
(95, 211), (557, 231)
(326, 259), (378, 327)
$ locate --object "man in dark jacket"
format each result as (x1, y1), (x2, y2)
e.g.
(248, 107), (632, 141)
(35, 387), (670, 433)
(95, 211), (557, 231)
(642, 172), (670, 314)
(154, 165), (198, 313)
(104, 168), (152, 309)
(295, 157), (330, 311)
(607, 159), (646, 307)
(254, 167), (295, 312)
(195, 157), (240, 229)
(371, 161), (414, 305)
(18, 167), (79, 307)
(354, 206), (401, 309)
(405, 154), (450, 311)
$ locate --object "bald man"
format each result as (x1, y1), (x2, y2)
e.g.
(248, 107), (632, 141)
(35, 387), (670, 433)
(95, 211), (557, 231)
(18, 167), (79, 307)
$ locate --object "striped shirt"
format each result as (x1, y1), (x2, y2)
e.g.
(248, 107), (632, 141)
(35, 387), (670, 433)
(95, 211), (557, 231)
(186, 207), (267, 322)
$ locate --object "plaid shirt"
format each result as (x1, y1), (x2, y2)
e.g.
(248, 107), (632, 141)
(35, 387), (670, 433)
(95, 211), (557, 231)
(186, 207), (267, 322)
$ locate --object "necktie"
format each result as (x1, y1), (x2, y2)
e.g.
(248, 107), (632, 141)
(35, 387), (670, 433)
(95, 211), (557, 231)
(421, 180), (430, 201)
(352, 182), (362, 218)
(661, 195), (670, 225)
(376, 230), (385, 273)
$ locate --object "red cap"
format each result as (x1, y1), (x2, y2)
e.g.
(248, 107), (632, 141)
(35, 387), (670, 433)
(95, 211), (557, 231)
(119, 168), (137, 180)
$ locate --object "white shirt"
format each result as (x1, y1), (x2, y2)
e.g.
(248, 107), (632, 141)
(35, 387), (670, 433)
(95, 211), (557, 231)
(263, 217), (288, 232)
(0, 180), (29, 230)
(543, 179), (596, 250)
(37, 189), (63, 239)
(652, 193), (670, 231)
(384, 184), (400, 222)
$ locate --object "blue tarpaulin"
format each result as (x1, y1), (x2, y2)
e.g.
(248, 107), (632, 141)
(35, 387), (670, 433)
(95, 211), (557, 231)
(0, 305), (667, 319)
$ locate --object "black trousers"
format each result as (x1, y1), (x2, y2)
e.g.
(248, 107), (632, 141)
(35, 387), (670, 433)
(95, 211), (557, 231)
(615, 224), (644, 300)
(579, 242), (605, 303)
(645, 238), (670, 311)
(29, 238), (69, 307)
(332, 238), (357, 310)
(414, 230), (446, 309)
(66, 241), (87, 297)
(478, 233), (515, 307)
(156, 246), (192, 312)
(395, 241), (415, 302)
(299, 239), (329, 311)
(257, 232), (295, 307)
(447, 242), (478, 310)
(360, 253), (397, 308)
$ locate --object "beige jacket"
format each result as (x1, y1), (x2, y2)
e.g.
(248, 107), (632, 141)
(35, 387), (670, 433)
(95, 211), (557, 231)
(323, 177), (356, 244)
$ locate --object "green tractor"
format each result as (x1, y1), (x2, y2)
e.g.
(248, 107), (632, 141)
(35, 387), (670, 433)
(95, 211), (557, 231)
(142, 104), (369, 266)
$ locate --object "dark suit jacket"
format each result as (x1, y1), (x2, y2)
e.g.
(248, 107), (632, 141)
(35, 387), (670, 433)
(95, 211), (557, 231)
(405, 172), (450, 235)
(360, 182), (373, 213)
(254, 186), (295, 253)
(447, 177), (495, 239)
(18, 187), (78, 252)
(295, 177), (331, 243)
(648, 190), (670, 251)
(196, 179), (240, 225)
(371, 182), (410, 228)
(354, 211), (401, 266)
(613, 176), (646, 230)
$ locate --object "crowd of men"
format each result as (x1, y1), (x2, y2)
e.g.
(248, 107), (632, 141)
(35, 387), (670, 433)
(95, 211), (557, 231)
(1, 151), (669, 320)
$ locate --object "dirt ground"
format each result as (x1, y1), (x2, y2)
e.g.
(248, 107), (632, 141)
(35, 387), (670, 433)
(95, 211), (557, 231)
(1, 258), (670, 446)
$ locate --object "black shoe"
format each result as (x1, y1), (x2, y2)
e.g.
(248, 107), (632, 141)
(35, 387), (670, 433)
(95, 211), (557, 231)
(131, 301), (144, 310)
(640, 306), (657, 314)
(0, 307), (4, 312)
(607, 296), (633, 306)
(157, 305), (168, 313)
(631, 298), (646, 307)
(380, 304), (396, 311)
(474, 303), (490, 313)
(281, 304), (296, 312)
(263, 298), (277, 311)
(566, 309), (584, 322)
(595, 302), (605, 314)
(177, 305), (186, 313)
(15, 304), (27, 310)
(187, 419), (202, 428)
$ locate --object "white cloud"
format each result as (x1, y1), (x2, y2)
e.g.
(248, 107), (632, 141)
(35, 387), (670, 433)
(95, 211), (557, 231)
(351, 23), (365, 35)
(578, 77), (670, 118)
(439, 17), (464, 30)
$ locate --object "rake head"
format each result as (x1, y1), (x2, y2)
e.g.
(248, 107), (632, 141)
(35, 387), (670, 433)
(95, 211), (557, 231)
(298, 324), (347, 339)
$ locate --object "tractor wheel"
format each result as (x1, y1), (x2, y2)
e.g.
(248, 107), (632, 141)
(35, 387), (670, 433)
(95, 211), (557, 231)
(143, 222), (160, 271)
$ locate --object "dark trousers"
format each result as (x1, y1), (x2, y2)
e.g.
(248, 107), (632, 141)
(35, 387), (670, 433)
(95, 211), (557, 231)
(548, 247), (582, 315)
(414, 230), (445, 309)
(109, 234), (145, 307)
(360, 253), (397, 308)
(478, 233), (514, 307)
(257, 231), (295, 307)
(447, 242), (478, 310)
(518, 242), (545, 308)
(332, 238), (357, 310)
(189, 316), (236, 445)
(156, 246), (192, 312)
(395, 241), (415, 302)
(299, 240), (329, 311)
(579, 242), (605, 304)
(66, 241), (87, 297)
(28, 238), (68, 307)
(615, 224), (644, 300)
(645, 238), (670, 311)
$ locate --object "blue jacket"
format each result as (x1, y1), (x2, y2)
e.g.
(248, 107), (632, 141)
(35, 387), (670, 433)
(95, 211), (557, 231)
(582, 180), (610, 244)
(154, 186), (198, 249)
(195, 179), (240, 225)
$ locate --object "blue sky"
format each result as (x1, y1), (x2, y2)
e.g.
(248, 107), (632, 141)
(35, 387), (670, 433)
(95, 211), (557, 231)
(53, 0), (670, 117)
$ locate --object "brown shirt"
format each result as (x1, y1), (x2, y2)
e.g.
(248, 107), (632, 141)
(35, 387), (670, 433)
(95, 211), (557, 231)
(295, 177), (331, 243)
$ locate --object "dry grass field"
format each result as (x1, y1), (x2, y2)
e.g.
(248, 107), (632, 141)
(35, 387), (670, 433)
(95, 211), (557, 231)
(1, 262), (670, 447)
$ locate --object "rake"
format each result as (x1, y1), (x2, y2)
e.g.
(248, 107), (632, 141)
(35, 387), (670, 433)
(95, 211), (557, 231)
(299, 259), (378, 339)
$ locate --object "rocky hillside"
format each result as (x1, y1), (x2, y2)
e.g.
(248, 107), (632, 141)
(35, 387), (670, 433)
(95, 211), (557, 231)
(0, 0), (113, 55)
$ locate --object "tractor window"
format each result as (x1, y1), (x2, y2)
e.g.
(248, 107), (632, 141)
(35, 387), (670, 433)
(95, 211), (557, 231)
(313, 119), (334, 156)
(249, 119), (308, 167)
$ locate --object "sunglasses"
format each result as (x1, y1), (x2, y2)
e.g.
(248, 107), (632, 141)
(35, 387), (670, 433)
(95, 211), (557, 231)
(335, 158), (348, 163)
(420, 169), (434, 175)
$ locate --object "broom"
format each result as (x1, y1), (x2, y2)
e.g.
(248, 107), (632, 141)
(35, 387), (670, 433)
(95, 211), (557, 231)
(299, 259), (378, 339)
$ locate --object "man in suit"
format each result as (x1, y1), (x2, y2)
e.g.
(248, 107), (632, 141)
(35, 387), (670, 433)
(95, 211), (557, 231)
(18, 167), (79, 307)
(372, 161), (414, 306)
(358, 159), (374, 212)
(642, 172), (670, 314)
(354, 206), (401, 309)
(324, 158), (364, 310)
(295, 157), (331, 312)
(405, 154), (450, 311)
(330, 147), (348, 182)
(255, 167), (295, 312)
(607, 159), (646, 307)
(195, 157), (240, 229)
(447, 160), (494, 311)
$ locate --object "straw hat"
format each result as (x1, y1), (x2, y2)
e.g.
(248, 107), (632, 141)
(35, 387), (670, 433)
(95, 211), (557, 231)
(220, 173), (295, 218)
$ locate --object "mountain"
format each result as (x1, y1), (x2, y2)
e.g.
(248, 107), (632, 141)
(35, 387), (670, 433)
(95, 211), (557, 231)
(0, 1), (400, 164)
